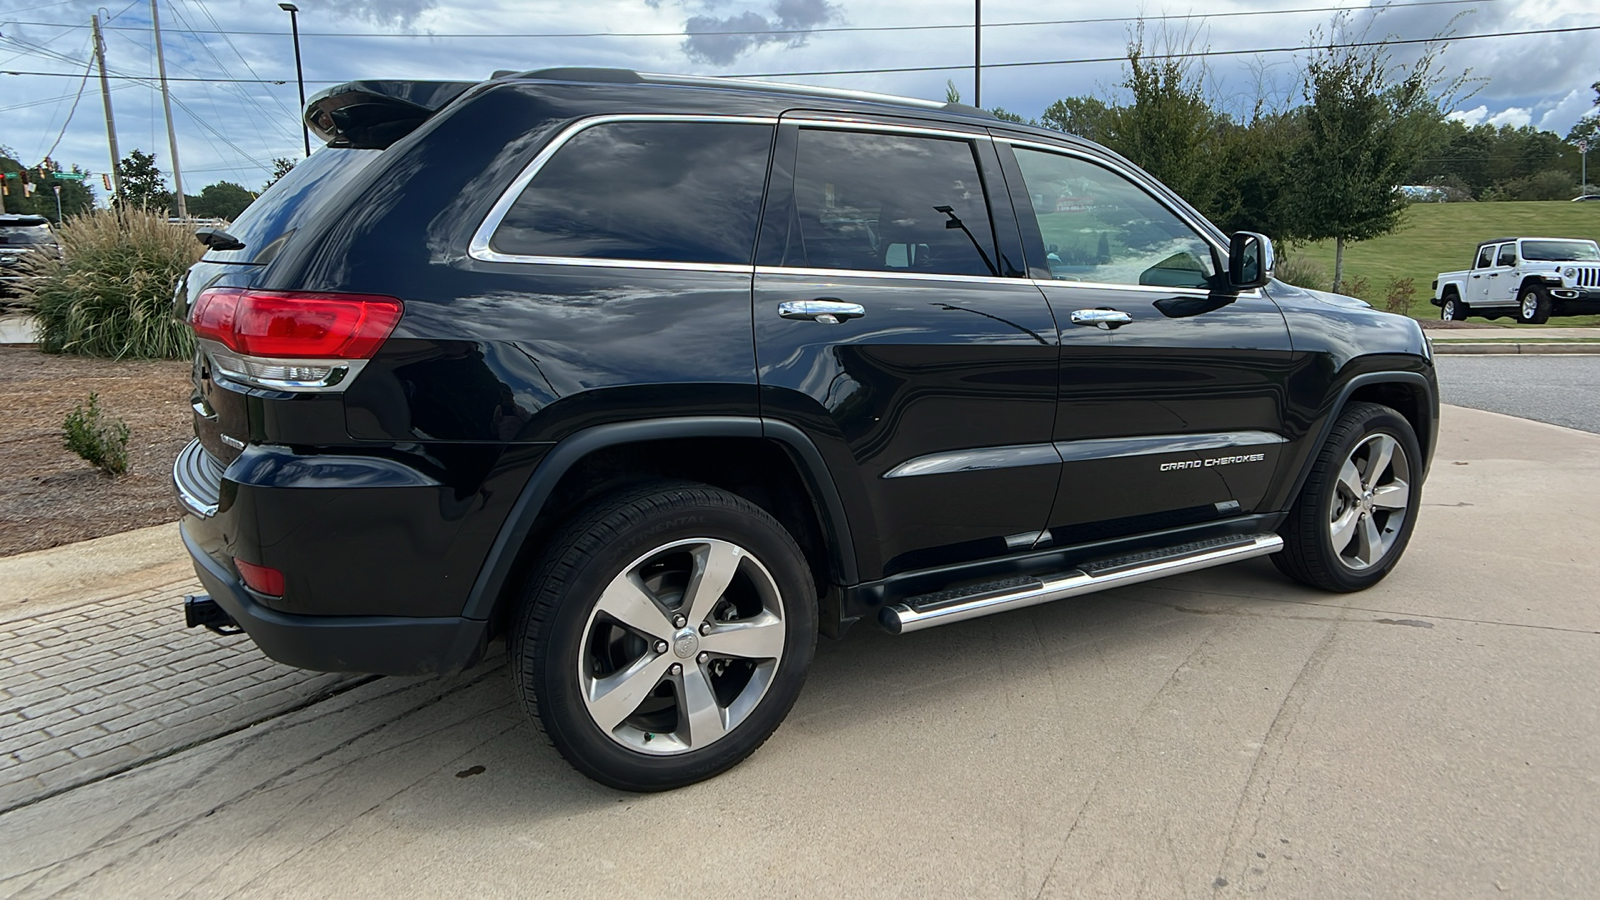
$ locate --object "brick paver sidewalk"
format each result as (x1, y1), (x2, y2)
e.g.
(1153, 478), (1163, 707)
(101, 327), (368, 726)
(0, 578), (368, 813)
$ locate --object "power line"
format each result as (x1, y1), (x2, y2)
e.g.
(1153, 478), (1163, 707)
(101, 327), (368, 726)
(5, 0), (1496, 39)
(5, 22), (1594, 87)
(35, 38), (93, 164)
(735, 24), (1600, 78)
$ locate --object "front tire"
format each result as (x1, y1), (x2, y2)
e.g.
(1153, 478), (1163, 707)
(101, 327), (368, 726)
(1274, 402), (1421, 592)
(1517, 286), (1551, 324)
(512, 482), (816, 791)
(1440, 295), (1466, 321)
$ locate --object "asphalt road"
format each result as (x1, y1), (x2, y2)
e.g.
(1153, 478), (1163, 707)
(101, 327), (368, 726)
(1436, 354), (1600, 434)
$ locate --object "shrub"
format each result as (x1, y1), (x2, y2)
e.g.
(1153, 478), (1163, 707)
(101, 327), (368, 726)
(1340, 274), (1371, 301)
(27, 207), (201, 359)
(1274, 253), (1326, 291)
(1383, 276), (1417, 315)
(63, 393), (131, 476)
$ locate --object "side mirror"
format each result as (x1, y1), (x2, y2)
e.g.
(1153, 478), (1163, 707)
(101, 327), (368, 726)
(1228, 232), (1274, 289)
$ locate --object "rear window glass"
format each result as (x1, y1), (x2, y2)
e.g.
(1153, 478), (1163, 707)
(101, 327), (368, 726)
(0, 224), (53, 245)
(1522, 240), (1600, 261)
(776, 129), (999, 277)
(1496, 244), (1517, 267)
(1475, 246), (1494, 268)
(203, 148), (381, 263)
(491, 121), (773, 265)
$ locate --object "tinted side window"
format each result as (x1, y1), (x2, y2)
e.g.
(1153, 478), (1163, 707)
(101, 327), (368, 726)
(1497, 244), (1518, 267)
(1475, 246), (1495, 268)
(1012, 147), (1217, 289)
(782, 129), (999, 277)
(492, 121), (773, 265)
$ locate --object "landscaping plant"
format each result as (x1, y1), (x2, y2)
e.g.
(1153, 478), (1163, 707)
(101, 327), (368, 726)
(26, 207), (202, 359)
(63, 392), (131, 476)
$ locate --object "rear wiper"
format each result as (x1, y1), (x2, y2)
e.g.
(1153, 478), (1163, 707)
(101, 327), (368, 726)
(194, 228), (245, 251)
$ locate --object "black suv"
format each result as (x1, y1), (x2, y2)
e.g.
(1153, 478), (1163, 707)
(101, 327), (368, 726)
(0, 214), (60, 302)
(174, 68), (1436, 790)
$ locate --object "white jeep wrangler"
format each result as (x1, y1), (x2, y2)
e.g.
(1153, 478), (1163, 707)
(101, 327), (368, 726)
(1432, 237), (1600, 323)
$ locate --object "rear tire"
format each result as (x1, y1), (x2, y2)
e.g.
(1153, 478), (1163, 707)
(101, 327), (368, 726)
(512, 481), (816, 791)
(1274, 403), (1421, 592)
(1440, 295), (1466, 321)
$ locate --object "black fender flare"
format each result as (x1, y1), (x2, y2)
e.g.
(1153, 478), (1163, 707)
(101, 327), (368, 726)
(1282, 370), (1438, 508)
(459, 416), (858, 620)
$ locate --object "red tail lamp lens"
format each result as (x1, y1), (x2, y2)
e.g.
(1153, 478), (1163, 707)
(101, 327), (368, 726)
(234, 558), (285, 596)
(191, 289), (402, 359)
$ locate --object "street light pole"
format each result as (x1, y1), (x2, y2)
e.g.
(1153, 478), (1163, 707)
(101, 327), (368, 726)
(279, 2), (309, 157)
(973, 0), (981, 110)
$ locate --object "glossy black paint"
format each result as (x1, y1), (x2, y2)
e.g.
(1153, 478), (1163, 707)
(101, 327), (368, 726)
(172, 72), (1437, 673)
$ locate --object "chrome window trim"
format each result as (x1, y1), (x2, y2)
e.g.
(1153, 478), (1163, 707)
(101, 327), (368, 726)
(756, 265), (1023, 287)
(1054, 431), (1287, 464)
(1029, 278), (1264, 300)
(468, 114), (781, 267)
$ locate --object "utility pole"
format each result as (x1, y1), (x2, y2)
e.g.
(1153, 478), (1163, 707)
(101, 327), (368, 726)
(966, 0), (979, 111)
(149, 0), (186, 218)
(92, 13), (122, 203)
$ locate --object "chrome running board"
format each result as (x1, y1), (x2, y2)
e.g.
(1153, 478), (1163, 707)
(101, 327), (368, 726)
(879, 533), (1284, 634)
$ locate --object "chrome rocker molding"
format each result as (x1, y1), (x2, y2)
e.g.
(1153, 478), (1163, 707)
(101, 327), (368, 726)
(879, 533), (1283, 634)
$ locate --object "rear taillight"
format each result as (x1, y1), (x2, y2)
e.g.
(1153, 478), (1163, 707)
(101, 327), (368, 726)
(190, 288), (402, 391)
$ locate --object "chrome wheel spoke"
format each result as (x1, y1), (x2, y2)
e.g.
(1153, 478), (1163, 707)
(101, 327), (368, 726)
(683, 539), (743, 627)
(586, 652), (673, 734)
(593, 574), (673, 641)
(1353, 514), (1385, 567)
(679, 665), (729, 747)
(1371, 479), (1410, 510)
(700, 612), (785, 661)
(1365, 435), (1397, 487)
(1338, 459), (1364, 500)
(1330, 507), (1362, 553)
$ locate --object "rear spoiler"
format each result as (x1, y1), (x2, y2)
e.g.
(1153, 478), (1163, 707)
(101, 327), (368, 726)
(304, 80), (477, 149)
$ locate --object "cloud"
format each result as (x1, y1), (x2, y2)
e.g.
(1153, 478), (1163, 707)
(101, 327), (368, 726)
(1447, 105), (1489, 126)
(1536, 87), (1600, 136)
(332, 0), (439, 29)
(681, 0), (841, 66)
(1487, 107), (1532, 128)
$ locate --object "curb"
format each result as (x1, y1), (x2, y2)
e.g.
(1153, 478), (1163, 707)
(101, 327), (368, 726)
(1432, 342), (1600, 355)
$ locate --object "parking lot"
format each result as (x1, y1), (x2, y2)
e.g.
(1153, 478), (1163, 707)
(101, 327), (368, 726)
(1, 401), (1596, 898)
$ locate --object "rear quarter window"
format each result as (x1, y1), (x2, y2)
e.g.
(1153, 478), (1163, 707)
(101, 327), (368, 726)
(201, 148), (382, 264)
(488, 120), (774, 265)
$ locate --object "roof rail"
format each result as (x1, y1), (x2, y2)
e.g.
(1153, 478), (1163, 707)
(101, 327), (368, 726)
(513, 66), (994, 118)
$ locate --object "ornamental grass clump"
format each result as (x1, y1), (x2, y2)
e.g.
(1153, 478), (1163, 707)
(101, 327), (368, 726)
(63, 392), (131, 476)
(27, 207), (201, 359)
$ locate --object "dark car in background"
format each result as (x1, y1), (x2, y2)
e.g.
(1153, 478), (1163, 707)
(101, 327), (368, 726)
(173, 68), (1437, 790)
(0, 214), (60, 302)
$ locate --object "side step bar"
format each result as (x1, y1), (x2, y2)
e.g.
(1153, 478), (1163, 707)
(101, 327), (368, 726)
(879, 533), (1283, 635)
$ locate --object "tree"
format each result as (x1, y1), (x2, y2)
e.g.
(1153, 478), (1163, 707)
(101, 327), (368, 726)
(1099, 28), (1222, 209)
(1040, 97), (1114, 142)
(115, 150), (172, 211)
(0, 151), (96, 222)
(1288, 23), (1452, 291)
(262, 157), (297, 192)
(185, 181), (257, 221)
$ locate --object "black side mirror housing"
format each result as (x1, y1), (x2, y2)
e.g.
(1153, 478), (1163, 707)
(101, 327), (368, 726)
(1228, 232), (1273, 289)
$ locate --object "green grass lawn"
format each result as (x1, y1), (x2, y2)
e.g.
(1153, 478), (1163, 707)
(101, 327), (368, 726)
(1286, 201), (1600, 325)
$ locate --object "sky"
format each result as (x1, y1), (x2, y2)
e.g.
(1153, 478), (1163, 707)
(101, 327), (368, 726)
(1, 0), (1597, 195)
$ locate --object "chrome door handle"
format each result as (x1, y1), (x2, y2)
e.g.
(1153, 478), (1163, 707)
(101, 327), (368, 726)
(1069, 308), (1132, 329)
(778, 299), (865, 325)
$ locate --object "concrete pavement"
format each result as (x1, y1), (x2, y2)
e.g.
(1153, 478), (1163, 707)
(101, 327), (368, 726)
(0, 404), (1596, 898)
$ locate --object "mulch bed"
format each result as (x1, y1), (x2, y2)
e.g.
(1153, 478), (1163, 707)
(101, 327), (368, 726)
(0, 346), (191, 557)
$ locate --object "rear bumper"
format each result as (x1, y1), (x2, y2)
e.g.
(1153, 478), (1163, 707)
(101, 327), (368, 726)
(181, 519), (489, 675)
